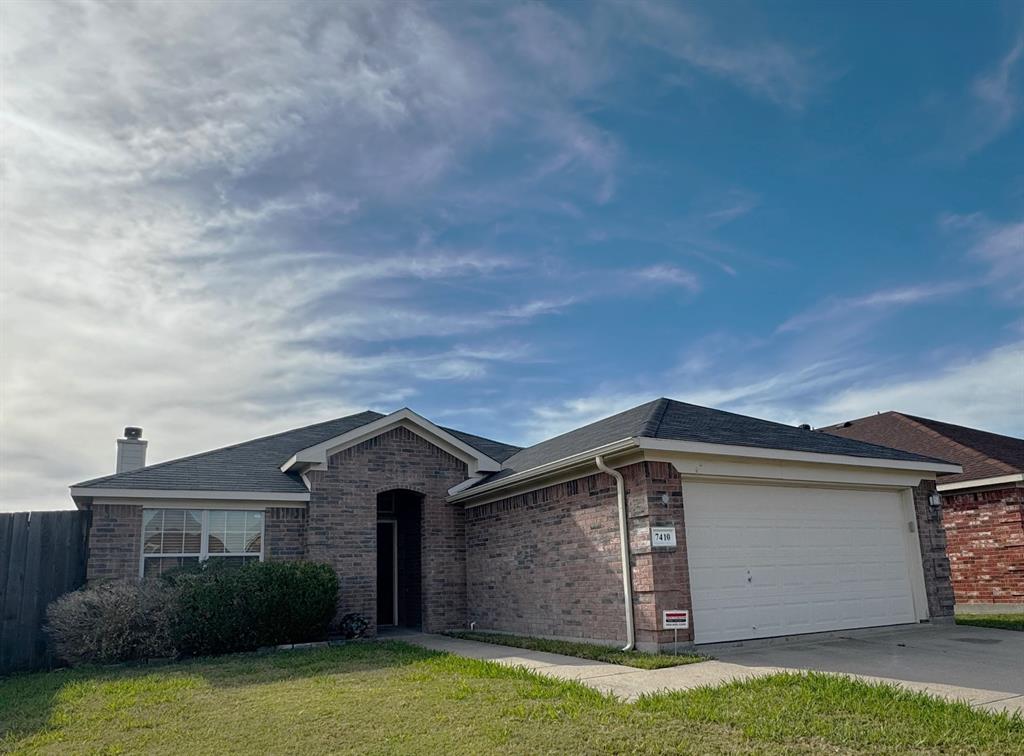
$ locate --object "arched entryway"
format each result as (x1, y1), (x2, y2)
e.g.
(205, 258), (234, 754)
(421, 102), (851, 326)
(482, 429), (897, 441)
(376, 489), (423, 629)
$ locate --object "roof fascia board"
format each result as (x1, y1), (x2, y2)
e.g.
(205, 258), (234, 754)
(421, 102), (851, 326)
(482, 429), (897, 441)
(69, 487), (310, 502)
(660, 455), (933, 489)
(455, 448), (647, 509)
(936, 473), (1024, 492)
(451, 436), (962, 506)
(448, 438), (639, 503)
(636, 438), (962, 474)
(281, 408), (500, 475)
(89, 497), (307, 510)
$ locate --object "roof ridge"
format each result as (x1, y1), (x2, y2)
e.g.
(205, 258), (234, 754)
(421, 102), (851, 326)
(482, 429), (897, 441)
(439, 424), (521, 451)
(643, 397), (672, 438)
(73, 410), (385, 488)
(893, 412), (1018, 475)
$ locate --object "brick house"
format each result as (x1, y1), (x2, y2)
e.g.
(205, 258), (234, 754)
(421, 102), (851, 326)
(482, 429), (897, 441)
(824, 412), (1023, 613)
(71, 399), (961, 648)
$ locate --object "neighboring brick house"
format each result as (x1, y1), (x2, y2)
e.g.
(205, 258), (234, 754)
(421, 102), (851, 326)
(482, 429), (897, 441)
(824, 412), (1024, 613)
(71, 399), (961, 648)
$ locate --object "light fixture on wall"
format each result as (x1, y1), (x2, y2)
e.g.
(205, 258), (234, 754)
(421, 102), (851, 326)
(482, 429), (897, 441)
(927, 493), (942, 518)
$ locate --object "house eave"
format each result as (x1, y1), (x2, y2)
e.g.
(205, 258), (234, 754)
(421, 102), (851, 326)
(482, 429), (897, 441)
(936, 472), (1024, 492)
(449, 437), (962, 505)
(69, 487), (311, 506)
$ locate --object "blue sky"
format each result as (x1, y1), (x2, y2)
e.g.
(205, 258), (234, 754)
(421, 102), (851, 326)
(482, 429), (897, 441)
(1, 0), (1022, 509)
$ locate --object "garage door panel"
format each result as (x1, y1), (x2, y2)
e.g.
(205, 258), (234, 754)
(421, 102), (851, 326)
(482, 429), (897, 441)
(686, 482), (918, 644)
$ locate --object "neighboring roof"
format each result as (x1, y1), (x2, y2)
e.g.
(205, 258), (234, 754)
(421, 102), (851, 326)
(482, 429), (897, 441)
(485, 398), (952, 485)
(72, 411), (520, 495)
(822, 411), (1024, 486)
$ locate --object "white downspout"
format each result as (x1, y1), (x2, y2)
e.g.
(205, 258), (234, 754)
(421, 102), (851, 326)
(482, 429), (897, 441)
(596, 455), (635, 651)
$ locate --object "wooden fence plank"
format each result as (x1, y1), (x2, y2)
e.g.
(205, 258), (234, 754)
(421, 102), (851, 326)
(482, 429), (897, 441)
(0, 510), (90, 675)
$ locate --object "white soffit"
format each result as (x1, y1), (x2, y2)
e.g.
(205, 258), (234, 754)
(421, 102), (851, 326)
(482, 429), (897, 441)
(936, 473), (1024, 492)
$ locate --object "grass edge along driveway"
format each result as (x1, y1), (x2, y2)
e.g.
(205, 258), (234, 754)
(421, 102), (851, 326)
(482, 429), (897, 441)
(1, 641), (1021, 755)
(445, 630), (704, 669)
(956, 613), (1024, 632)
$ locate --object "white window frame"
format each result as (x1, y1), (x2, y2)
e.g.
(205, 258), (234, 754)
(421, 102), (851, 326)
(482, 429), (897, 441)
(139, 508), (265, 577)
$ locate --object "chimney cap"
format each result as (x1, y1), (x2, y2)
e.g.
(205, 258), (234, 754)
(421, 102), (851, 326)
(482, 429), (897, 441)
(124, 427), (143, 440)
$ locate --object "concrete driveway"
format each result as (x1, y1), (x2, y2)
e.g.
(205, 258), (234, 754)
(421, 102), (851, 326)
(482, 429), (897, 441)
(707, 623), (1024, 714)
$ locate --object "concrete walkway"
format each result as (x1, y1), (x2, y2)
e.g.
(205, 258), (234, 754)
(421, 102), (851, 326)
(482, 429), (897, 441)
(398, 630), (1024, 714)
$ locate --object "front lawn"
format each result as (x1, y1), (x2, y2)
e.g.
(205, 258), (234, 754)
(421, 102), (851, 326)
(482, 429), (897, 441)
(2, 642), (1020, 754)
(446, 630), (703, 669)
(956, 613), (1024, 631)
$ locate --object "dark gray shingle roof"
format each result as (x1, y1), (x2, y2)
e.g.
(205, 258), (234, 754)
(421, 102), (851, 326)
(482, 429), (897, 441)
(490, 398), (951, 483)
(72, 411), (520, 495)
(73, 398), (953, 498)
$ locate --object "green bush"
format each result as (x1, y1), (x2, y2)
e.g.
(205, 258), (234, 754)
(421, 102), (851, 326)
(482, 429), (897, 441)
(46, 561), (339, 666)
(45, 579), (178, 665)
(170, 560), (338, 656)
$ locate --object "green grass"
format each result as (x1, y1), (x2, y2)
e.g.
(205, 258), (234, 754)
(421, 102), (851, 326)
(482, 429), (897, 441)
(956, 613), (1024, 631)
(446, 630), (704, 669)
(2, 642), (1020, 754)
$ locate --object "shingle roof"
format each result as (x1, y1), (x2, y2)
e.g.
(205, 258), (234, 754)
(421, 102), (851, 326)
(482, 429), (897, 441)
(485, 398), (950, 484)
(822, 412), (1023, 485)
(72, 411), (520, 494)
(73, 399), (958, 499)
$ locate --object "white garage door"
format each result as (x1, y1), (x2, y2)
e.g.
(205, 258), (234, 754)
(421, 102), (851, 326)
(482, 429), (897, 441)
(685, 481), (919, 644)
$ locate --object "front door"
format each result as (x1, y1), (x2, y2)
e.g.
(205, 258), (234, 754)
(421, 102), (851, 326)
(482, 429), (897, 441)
(376, 520), (397, 626)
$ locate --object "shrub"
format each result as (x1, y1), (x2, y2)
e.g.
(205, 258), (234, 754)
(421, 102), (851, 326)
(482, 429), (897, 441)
(171, 560), (338, 656)
(339, 613), (370, 639)
(45, 579), (177, 665)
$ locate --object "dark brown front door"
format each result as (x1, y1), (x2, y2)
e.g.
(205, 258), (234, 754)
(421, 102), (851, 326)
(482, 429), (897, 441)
(377, 521), (396, 625)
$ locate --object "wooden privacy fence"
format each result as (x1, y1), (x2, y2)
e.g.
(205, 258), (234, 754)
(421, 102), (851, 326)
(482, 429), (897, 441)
(0, 510), (91, 675)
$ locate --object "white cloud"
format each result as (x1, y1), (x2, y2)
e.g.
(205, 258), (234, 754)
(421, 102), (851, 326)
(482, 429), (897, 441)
(777, 282), (969, 334)
(518, 342), (1024, 447)
(0, 0), (612, 511)
(813, 342), (1024, 436)
(621, 0), (822, 109)
(941, 213), (1024, 296)
(633, 264), (701, 292)
(968, 34), (1024, 151)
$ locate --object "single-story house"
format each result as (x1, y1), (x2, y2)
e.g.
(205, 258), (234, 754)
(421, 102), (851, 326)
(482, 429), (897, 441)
(70, 398), (962, 648)
(823, 412), (1023, 613)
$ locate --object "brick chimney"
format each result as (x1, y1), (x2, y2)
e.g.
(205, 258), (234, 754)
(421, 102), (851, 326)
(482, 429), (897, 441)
(116, 427), (147, 473)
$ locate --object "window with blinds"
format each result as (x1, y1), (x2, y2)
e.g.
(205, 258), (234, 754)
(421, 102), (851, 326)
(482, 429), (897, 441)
(141, 509), (263, 577)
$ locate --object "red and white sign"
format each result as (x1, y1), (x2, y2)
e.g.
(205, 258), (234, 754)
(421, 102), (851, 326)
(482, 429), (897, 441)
(662, 609), (689, 630)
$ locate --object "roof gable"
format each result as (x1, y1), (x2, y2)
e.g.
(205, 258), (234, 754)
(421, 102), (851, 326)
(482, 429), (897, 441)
(72, 409), (516, 498)
(280, 408), (504, 475)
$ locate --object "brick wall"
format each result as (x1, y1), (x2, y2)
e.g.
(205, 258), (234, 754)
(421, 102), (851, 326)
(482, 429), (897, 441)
(625, 462), (692, 646)
(85, 503), (141, 581)
(464, 461), (690, 648)
(942, 486), (1023, 607)
(265, 507), (307, 561)
(305, 426), (468, 634)
(465, 467), (956, 648)
(912, 480), (956, 619)
(465, 468), (628, 643)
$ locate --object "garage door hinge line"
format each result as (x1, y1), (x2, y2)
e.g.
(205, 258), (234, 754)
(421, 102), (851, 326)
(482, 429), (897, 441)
(595, 455), (635, 652)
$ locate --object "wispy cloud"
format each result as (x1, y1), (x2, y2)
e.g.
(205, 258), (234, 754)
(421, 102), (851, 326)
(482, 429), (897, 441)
(633, 264), (701, 292)
(814, 342), (1024, 434)
(968, 33), (1024, 152)
(776, 282), (967, 334)
(941, 212), (1024, 296)
(518, 341), (1024, 445)
(620, 0), (823, 109)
